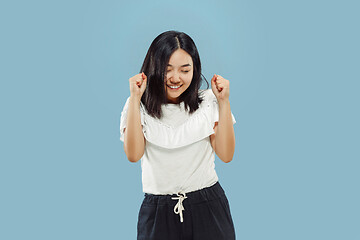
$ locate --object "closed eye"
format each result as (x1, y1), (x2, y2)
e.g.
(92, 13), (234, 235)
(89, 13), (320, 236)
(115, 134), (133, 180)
(166, 70), (190, 73)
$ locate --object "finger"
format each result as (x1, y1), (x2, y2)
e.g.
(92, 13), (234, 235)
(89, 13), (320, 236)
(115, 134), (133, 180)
(217, 79), (226, 85)
(214, 74), (221, 83)
(136, 78), (143, 87)
(211, 75), (219, 93)
(215, 79), (223, 88)
(211, 75), (217, 87)
(216, 78), (224, 85)
(140, 78), (147, 91)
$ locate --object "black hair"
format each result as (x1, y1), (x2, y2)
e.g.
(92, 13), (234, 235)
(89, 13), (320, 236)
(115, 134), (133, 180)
(139, 30), (209, 119)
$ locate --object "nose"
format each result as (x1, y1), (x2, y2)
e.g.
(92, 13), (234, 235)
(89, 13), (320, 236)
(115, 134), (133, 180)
(168, 72), (181, 84)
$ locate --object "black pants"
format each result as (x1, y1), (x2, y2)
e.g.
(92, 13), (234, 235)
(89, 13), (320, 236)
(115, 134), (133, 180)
(137, 181), (236, 240)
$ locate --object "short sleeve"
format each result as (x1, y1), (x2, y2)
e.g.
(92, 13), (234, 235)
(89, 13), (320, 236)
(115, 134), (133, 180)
(119, 97), (146, 142)
(204, 89), (236, 126)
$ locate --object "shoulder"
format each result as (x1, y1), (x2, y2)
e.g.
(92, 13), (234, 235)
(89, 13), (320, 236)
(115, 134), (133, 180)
(199, 89), (217, 103)
(198, 89), (218, 110)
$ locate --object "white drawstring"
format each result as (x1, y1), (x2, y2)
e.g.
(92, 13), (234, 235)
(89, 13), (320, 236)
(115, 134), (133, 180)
(171, 192), (188, 223)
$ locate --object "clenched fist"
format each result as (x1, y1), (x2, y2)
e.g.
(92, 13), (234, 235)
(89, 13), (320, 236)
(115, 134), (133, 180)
(129, 72), (147, 100)
(211, 74), (230, 101)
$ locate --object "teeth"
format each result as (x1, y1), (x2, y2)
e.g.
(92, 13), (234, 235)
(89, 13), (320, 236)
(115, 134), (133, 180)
(169, 85), (181, 89)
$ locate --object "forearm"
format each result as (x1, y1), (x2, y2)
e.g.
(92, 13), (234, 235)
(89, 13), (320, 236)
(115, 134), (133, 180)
(215, 99), (235, 163)
(124, 96), (145, 162)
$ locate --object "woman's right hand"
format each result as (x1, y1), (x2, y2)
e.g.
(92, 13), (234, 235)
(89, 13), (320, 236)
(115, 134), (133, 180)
(129, 72), (147, 100)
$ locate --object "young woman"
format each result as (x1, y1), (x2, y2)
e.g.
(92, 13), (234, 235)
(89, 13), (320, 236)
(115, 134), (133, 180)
(120, 30), (237, 240)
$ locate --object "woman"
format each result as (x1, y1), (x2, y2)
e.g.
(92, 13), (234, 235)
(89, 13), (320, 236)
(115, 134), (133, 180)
(120, 30), (237, 240)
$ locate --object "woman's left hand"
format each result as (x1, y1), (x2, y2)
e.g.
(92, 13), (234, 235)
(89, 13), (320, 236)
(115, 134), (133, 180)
(211, 74), (230, 101)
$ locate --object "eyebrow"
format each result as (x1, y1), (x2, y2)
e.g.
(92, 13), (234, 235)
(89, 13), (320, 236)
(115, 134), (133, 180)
(167, 64), (192, 67)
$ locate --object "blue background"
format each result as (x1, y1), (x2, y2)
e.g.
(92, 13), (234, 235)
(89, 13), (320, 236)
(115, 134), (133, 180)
(1, 0), (359, 239)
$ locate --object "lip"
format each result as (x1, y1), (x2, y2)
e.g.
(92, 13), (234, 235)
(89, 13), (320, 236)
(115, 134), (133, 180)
(167, 84), (182, 91)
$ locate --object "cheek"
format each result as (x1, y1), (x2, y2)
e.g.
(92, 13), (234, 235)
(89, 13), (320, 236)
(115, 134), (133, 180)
(184, 74), (193, 85)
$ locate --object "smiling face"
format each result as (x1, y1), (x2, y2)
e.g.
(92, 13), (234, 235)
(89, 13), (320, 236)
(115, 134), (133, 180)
(164, 48), (194, 103)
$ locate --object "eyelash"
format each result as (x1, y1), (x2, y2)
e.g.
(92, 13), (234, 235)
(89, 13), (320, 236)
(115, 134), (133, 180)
(167, 70), (189, 73)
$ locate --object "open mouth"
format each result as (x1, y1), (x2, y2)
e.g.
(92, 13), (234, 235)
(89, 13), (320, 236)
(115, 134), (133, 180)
(167, 84), (182, 90)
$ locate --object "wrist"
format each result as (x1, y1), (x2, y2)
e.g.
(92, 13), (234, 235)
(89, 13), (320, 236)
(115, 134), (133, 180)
(129, 95), (142, 104)
(218, 98), (230, 107)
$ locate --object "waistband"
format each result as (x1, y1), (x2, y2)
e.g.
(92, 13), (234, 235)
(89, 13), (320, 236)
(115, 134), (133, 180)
(143, 182), (226, 223)
(143, 181), (225, 206)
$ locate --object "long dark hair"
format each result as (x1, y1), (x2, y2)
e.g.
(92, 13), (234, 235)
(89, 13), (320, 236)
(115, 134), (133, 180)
(139, 30), (209, 119)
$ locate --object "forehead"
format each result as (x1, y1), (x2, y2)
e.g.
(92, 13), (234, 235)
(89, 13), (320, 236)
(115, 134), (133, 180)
(167, 49), (193, 67)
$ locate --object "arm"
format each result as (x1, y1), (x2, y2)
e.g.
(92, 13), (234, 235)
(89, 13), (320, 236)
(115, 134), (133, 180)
(123, 96), (146, 163)
(210, 99), (235, 163)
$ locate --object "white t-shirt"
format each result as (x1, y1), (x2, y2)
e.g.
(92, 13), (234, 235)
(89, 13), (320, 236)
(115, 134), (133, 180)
(119, 89), (236, 195)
